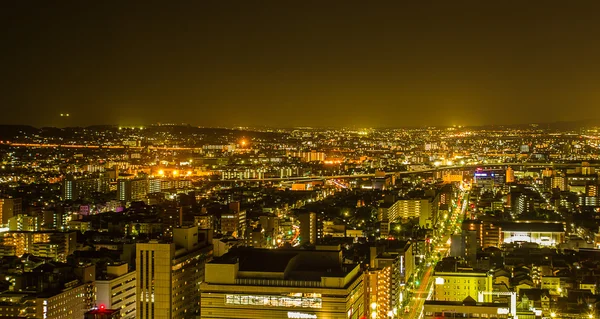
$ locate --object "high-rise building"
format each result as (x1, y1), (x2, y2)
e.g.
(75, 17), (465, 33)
(200, 246), (365, 319)
(148, 179), (162, 193)
(378, 199), (433, 228)
(552, 176), (566, 191)
(117, 178), (148, 202)
(0, 196), (22, 226)
(136, 226), (213, 319)
(62, 176), (111, 200)
(506, 167), (515, 183)
(96, 263), (136, 319)
(298, 211), (320, 245)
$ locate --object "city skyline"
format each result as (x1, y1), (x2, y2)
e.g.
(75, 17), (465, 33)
(4, 1), (600, 127)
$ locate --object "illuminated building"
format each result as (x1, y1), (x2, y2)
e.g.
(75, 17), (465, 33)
(200, 246), (365, 319)
(474, 169), (506, 190)
(288, 150), (326, 162)
(195, 214), (214, 231)
(369, 252), (405, 318)
(136, 226), (213, 319)
(480, 218), (502, 249)
(35, 283), (89, 319)
(378, 199), (433, 227)
(117, 178), (148, 202)
(85, 307), (121, 319)
(433, 266), (493, 302)
(148, 179), (162, 193)
(423, 299), (510, 319)
(8, 214), (38, 231)
(0, 231), (77, 262)
(62, 176), (111, 200)
(298, 211), (321, 245)
(96, 263), (136, 319)
(552, 176), (566, 191)
(506, 167), (515, 183)
(0, 196), (22, 226)
(501, 222), (565, 246)
(221, 169), (265, 180)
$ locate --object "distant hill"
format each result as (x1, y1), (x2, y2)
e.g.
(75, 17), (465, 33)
(0, 125), (38, 140)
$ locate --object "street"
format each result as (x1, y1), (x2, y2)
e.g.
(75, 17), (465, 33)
(399, 186), (470, 319)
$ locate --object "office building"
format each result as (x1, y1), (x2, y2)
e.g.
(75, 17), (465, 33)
(200, 246), (365, 319)
(136, 226), (213, 319)
(0, 196), (22, 226)
(96, 263), (136, 319)
(36, 283), (89, 319)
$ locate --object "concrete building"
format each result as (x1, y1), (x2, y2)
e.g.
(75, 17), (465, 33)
(8, 214), (38, 231)
(85, 307), (121, 319)
(433, 261), (493, 302)
(424, 299), (510, 319)
(0, 196), (22, 226)
(62, 176), (111, 200)
(298, 211), (321, 245)
(136, 226), (213, 319)
(96, 263), (136, 319)
(378, 199), (433, 227)
(0, 231), (77, 262)
(200, 246), (365, 319)
(117, 178), (148, 202)
(36, 282), (89, 319)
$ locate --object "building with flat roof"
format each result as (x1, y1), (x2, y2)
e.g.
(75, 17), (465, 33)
(136, 226), (213, 319)
(424, 299), (510, 319)
(84, 307), (121, 319)
(0, 196), (22, 226)
(433, 259), (493, 302)
(200, 245), (365, 319)
(95, 263), (135, 319)
(501, 221), (565, 247)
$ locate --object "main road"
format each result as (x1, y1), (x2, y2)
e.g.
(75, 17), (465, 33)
(400, 188), (470, 319)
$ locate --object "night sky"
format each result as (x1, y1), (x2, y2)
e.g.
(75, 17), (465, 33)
(2, 1), (600, 128)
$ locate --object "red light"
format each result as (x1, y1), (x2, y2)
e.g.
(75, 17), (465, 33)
(99, 304), (106, 311)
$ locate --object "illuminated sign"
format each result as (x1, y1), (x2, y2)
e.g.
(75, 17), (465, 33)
(225, 294), (322, 308)
(288, 312), (317, 319)
(497, 308), (510, 315)
(474, 173), (488, 177)
(435, 277), (444, 285)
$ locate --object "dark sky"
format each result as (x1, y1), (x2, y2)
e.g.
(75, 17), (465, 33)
(2, 1), (600, 128)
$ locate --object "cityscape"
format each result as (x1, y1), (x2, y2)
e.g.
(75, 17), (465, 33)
(3, 2), (600, 319)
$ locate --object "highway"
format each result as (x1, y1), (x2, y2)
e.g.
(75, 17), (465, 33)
(214, 162), (600, 183)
